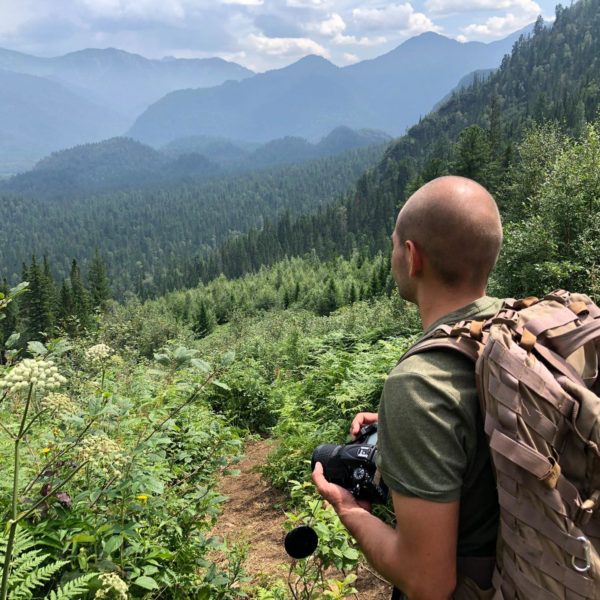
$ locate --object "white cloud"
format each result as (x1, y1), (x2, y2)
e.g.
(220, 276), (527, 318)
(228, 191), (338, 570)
(221, 0), (263, 5)
(456, 34), (468, 42)
(286, 0), (328, 8)
(246, 33), (330, 58)
(426, 0), (540, 14)
(462, 8), (537, 38)
(341, 52), (359, 64)
(352, 3), (440, 35)
(81, 0), (186, 22)
(333, 33), (387, 46)
(307, 12), (346, 36)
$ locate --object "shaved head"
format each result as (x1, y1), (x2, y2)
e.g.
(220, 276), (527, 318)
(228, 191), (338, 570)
(396, 176), (502, 288)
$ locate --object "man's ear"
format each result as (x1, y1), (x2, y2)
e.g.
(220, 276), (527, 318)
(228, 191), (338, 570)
(405, 240), (423, 277)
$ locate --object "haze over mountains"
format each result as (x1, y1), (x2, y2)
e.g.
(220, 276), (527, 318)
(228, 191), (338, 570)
(0, 47), (254, 117)
(0, 26), (531, 176)
(0, 48), (253, 175)
(0, 127), (390, 200)
(128, 29), (528, 145)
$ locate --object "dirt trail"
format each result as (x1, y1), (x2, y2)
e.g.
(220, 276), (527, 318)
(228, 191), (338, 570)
(211, 438), (392, 599)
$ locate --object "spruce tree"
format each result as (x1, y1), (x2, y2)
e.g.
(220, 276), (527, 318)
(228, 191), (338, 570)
(0, 279), (17, 351)
(56, 280), (76, 336)
(193, 299), (215, 338)
(88, 249), (111, 310)
(70, 259), (91, 332)
(21, 256), (54, 341)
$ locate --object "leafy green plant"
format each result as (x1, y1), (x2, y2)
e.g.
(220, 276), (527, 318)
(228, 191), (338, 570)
(0, 527), (93, 599)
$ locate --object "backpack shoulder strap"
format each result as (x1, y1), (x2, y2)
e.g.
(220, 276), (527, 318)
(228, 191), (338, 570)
(400, 322), (486, 365)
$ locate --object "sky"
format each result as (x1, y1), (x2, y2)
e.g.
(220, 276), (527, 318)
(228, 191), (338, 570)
(0, 0), (560, 72)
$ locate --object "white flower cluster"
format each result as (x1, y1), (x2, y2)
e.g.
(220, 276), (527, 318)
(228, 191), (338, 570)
(79, 433), (127, 478)
(95, 572), (128, 600)
(42, 392), (77, 415)
(85, 344), (114, 363)
(0, 359), (66, 395)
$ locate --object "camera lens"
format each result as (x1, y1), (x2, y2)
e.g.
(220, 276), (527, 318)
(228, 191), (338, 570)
(311, 444), (339, 471)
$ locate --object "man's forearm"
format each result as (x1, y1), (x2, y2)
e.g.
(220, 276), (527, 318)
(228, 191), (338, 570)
(337, 504), (410, 590)
(312, 463), (457, 599)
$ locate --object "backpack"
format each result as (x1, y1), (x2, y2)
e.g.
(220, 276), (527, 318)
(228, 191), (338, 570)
(402, 290), (600, 599)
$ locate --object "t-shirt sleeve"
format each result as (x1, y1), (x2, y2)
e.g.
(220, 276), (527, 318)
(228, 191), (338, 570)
(377, 354), (477, 502)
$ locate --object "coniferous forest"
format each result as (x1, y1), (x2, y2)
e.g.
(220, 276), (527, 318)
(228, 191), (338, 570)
(1, 0), (600, 598)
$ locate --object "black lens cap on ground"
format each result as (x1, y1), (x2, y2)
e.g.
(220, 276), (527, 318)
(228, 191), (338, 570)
(284, 525), (318, 559)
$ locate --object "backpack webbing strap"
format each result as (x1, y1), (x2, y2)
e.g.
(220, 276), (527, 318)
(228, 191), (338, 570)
(489, 429), (558, 483)
(500, 523), (595, 597)
(497, 486), (589, 560)
(400, 334), (481, 364)
(523, 307), (579, 337)
(497, 555), (561, 600)
(488, 342), (575, 418)
(549, 318), (600, 359)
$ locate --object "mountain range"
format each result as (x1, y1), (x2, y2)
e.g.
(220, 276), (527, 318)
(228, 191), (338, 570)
(0, 27), (531, 175)
(0, 127), (390, 199)
(0, 48), (254, 175)
(128, 28), (530, 146)
(0, 47), (254, 118)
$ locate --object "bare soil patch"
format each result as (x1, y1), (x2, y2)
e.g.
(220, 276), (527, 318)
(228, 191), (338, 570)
(211, 438), (392, 599)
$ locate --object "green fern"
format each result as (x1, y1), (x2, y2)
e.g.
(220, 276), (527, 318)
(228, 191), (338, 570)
(11, 559), (69, 599)
(0, 527), (92, 599)
(46, 573), (96, 600)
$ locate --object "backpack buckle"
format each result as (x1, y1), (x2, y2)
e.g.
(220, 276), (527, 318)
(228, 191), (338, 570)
(571, 536), (592, 573)
(575, 491), (600, 527)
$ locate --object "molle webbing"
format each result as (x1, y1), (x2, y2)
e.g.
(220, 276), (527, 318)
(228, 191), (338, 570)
(403, 291), (600, 599)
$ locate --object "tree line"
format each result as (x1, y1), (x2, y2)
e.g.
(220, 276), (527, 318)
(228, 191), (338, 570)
(0, 252), (111, 351)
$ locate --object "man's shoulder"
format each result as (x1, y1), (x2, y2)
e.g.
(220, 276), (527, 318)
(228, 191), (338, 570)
(386, 295), (504, 380)
(389, 347), (475, 380)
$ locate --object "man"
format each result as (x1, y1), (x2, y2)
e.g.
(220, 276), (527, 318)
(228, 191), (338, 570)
(313, 176), (503, 599)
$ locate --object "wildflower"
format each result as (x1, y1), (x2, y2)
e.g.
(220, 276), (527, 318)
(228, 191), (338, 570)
(41, 447), (51, 455)
(0, 358), (66, 395)
(95, 572), (128, 600)
(42, 392), (77, 415)
(136, 494), (149, 503)
(85, 344), (114, 363)
(79, 433), (127, 478)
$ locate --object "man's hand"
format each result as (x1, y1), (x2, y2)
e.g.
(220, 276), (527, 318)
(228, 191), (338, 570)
(349, 412), (378, 439)
(312, 462), (371, 513)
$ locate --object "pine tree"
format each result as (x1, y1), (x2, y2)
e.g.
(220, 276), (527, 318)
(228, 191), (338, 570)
(453, 125), (492, 186)
(70, 259), (91, 332)
(56, 280), (76, 336)
(318, 279), (339, 316)
(193, 299), (215, 338)
(0, 279), (17, 351)
(88, 249), (111, 310)
(21, 256), (54, 341)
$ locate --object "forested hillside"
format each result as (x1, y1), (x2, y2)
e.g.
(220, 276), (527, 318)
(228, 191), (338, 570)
(0, 144), (386, 296)
(1, 128), (389, 200)
(185, 0), (599, 289)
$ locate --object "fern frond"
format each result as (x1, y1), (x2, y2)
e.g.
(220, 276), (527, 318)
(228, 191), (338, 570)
(11, 559), (69, 599)
(9, 549), (47, 584)
(0, 528), (35, 562)
(46, 573), (95, 600)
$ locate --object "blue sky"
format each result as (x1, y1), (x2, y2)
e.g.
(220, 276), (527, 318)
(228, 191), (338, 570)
(0, 0), (560, 71)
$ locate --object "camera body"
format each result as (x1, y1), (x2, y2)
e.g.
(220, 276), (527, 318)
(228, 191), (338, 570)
(311, 423), (388, 504)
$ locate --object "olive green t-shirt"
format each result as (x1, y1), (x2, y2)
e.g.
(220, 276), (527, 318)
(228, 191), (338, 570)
(377, 296), (502, 556)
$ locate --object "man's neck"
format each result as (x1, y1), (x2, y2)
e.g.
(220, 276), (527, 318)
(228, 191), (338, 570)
(416, 286), (486, 330)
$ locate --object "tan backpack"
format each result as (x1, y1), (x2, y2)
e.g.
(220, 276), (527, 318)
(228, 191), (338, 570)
(403, 290), (600, 599)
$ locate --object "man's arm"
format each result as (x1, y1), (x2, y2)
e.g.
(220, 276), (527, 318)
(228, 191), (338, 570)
(312, 464), (459, 600)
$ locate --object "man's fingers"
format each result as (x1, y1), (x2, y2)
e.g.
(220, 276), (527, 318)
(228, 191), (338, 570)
(350, 412), (378, 438)
(312, 462), (330, 495)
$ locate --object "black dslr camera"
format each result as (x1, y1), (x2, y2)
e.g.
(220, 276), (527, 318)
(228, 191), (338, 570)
(311, 423), (388, 504)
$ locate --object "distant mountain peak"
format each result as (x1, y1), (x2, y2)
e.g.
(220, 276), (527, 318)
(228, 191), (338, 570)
(286, 54), (337, 72)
